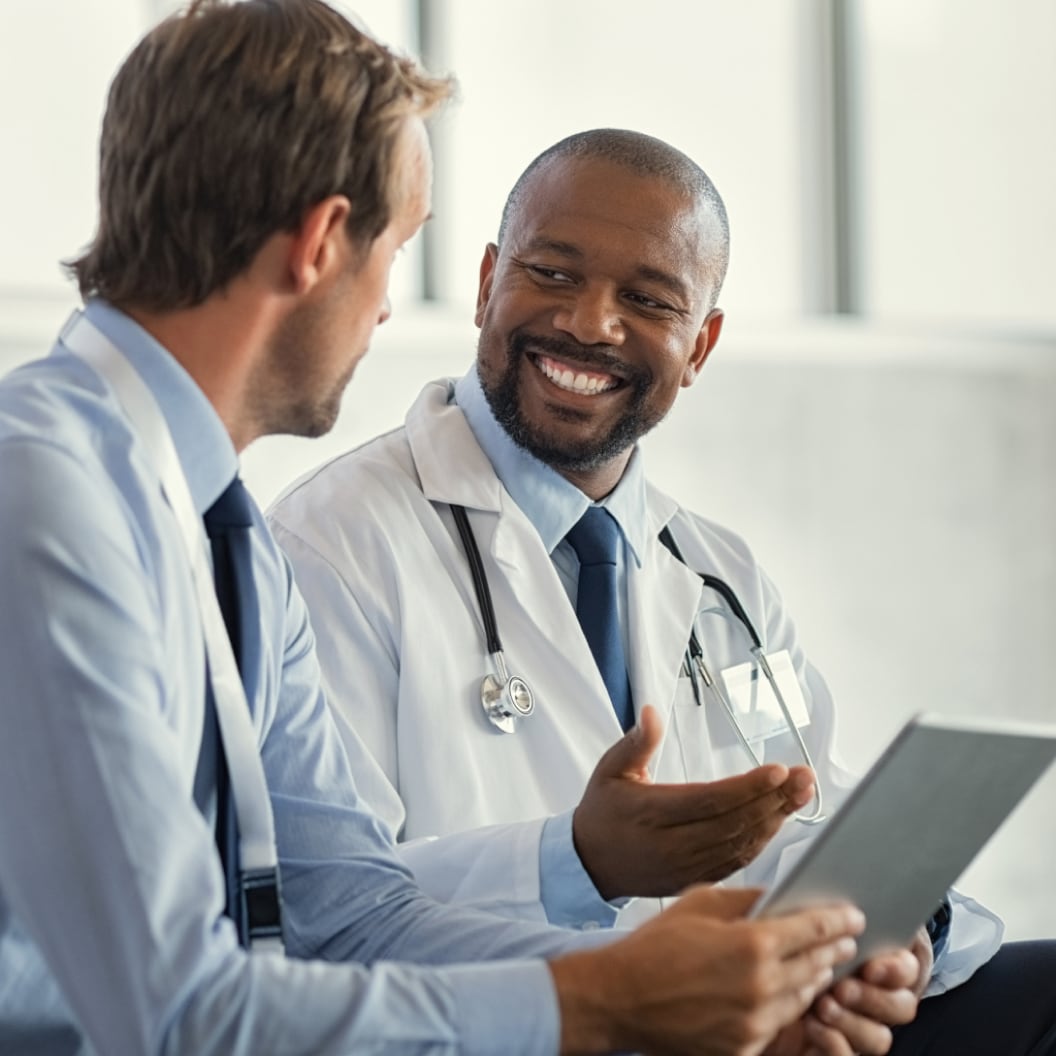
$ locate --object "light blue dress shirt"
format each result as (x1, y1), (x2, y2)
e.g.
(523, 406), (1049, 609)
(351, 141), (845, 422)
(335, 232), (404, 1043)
(453, 369), (649, 610)
(453, 370), (648, 927)
(0, 303), (605, 1056)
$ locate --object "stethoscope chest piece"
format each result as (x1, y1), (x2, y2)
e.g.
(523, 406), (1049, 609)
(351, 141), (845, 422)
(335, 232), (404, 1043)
(451, 504), (538, 735)
(481, 671), (534, 734)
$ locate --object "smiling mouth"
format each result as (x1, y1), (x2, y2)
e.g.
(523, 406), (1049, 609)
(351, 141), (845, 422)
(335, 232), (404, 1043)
(532, 352), (623, 395)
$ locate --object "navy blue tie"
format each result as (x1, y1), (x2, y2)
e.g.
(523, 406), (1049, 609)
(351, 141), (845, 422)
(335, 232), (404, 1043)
(202, 476), (260, 946)
(566, 507), (635, 731)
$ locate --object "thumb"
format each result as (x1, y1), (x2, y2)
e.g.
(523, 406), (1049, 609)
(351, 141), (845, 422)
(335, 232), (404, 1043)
(593, 704), (663, 782)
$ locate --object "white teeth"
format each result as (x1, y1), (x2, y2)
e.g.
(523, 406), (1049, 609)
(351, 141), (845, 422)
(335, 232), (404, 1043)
(536, 357), (617, 395)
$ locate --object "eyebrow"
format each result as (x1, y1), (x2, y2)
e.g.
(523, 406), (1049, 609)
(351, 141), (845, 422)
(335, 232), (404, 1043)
(522, 237), (690, 302)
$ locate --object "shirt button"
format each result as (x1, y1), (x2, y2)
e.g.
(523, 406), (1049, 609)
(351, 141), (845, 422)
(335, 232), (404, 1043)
(580, 921), (600, 931)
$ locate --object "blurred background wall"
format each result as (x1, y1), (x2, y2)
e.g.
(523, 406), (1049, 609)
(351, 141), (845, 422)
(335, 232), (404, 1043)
(1, 0), (1053, 940)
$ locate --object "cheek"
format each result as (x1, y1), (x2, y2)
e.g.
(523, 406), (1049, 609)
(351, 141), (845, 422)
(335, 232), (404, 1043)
(371, 261), (393, 305)
(659, 341), (703, 389)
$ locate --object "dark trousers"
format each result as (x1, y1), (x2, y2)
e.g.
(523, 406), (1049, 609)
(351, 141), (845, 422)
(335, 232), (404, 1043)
(891, 941), (1056, 1055)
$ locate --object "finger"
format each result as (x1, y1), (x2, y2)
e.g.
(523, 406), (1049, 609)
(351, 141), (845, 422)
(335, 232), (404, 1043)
(689, 782), (805, 841)
(590, 705), (664, 782)
(859, 948), (921, 990)
(766, 904), (865, 960)
(782, 767), (817, 811)
(624, 766), (794, 828)
(813, 992), (898, 1054)
(831, 976), (918, 1027)
(756, 968), (843, 1048)
(802, 1013), (857, 1056)
(679, 807), (796, 883)
(776, 933), (858, 995)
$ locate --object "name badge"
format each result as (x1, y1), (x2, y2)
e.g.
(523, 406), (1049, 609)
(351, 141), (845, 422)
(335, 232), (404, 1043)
(718, 649), (810, 744)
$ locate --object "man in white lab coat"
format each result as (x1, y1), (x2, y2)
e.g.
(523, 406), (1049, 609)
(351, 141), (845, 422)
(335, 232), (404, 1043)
(269, 129), (1056, 1054)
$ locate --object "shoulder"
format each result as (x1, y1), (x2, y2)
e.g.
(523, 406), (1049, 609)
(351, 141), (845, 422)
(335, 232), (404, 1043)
(267, 378), (468, 551)
(0, 350), (129, 456)
(0, 352), (161, 558)
(268, 424), (423, 541)
(265, 422), (444, 599)
(646, 480), (763, 577)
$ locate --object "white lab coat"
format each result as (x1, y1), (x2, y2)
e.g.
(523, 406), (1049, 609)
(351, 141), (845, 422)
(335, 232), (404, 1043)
(269, 378), (1002, 992)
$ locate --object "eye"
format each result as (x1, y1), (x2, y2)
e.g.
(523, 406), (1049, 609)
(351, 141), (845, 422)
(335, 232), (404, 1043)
(526, 263), (574, 284)
(625, 291), (675, 312)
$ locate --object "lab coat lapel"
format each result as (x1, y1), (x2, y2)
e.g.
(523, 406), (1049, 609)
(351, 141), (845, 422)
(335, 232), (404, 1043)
(627, 492), (705, 769)
(488, 499), (628, 743)
(407, 379), (503, 512)
(406, 379), (627, 749)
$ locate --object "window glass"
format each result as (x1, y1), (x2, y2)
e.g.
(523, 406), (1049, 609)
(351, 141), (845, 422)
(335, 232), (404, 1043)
(0, 0), (419, 312)
(856, 0), (1056, 327)
(0, 1), (144, 299)
(4, 1), (1054, 332)
(431, 0), (811, 321)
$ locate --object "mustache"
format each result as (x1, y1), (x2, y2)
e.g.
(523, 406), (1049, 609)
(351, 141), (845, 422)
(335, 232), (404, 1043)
(508, 331), (648, 385)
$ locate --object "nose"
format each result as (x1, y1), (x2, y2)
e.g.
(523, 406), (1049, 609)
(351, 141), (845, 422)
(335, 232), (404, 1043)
(377, 293), (392, 326)
(552, 286), (624, 346)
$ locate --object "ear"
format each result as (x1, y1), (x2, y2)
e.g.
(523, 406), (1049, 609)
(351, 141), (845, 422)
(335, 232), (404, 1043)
(474, 243), (499, 328)
(681, 308), (724, 387)
(288, 195), (353, 295)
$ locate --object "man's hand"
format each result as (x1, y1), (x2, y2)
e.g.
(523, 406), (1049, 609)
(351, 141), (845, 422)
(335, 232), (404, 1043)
(551, 885), (864, 1056)
(572, 705), (816, 899)
(766, 929), (930, 1055)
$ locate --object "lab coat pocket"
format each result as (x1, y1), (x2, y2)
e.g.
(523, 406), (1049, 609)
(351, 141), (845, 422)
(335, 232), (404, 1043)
(670, 676), (746, 783)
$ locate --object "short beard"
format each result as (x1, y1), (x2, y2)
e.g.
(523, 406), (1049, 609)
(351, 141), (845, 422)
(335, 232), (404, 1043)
(478, 329), (662, 473)
(249, 295), (350, 440)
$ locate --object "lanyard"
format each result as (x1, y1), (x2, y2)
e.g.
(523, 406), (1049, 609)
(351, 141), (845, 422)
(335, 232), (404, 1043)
(61, 310), (284, 953)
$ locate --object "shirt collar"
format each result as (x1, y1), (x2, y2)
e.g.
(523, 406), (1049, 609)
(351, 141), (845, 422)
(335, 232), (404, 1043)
(453, 368), (648, 566)
(82, 300), (238, 514)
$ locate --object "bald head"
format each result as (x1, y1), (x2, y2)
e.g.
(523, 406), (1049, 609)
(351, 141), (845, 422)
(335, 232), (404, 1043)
(498, 128), (730, 308)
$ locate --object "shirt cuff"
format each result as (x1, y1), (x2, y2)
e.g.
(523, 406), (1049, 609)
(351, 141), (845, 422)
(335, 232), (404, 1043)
(448, 959), (560, 1055)
(538, 810), (622, 929)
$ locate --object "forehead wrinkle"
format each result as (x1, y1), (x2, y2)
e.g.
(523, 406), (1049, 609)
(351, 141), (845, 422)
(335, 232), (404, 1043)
(520, 236), (584, 259)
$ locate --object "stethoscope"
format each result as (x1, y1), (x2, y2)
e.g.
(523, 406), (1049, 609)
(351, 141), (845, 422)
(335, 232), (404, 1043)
(658, 527), (825, 825)
(452, 504), (536, 733)
(451, 505), (825, 825)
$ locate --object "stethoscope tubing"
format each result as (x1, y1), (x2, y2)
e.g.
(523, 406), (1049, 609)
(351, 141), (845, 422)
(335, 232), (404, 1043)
(452, 504), (534, 730)
(451, 504), (826, 825)
(452, 504), (503, 655)
(659, 527), (825, 825)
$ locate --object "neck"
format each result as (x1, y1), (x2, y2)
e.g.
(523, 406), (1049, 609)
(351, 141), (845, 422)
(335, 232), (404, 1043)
(121, 289), (274, 453)
(556, 450), (632, 501)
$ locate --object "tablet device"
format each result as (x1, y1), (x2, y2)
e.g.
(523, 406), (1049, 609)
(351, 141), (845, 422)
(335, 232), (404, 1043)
(750, 711), (1056, 977)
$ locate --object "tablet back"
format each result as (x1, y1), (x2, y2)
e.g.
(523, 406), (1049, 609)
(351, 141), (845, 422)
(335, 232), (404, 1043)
(752, 712), (1056, 975)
